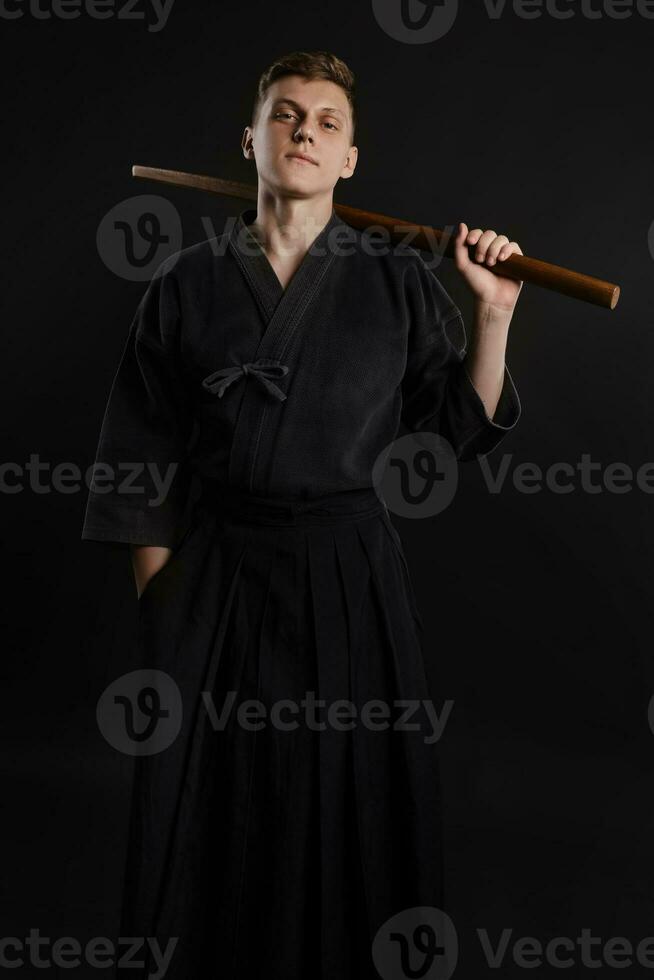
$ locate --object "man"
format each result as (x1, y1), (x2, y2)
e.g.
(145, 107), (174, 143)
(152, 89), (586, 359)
(128, 50), (523, 595)
(83, 50), (523, 979)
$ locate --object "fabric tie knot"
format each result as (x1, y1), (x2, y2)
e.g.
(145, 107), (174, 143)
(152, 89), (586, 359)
(202, 358), (290, 401)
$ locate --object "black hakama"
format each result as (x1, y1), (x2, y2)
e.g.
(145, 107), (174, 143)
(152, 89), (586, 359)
(82, 207), (521, 978)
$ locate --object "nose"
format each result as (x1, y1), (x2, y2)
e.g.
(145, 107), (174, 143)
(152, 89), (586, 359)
(293, 125), (314, 144)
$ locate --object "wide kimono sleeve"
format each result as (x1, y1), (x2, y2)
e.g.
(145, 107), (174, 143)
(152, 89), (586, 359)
(399, 254), (522, 460)
(81, 263), (195, 548)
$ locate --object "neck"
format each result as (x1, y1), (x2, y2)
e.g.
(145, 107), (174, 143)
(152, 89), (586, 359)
(248, 189), (334, 260)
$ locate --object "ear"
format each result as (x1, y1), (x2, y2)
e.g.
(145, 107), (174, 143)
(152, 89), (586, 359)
(242, 126), (255, 160)
(340, 145), (358, 180)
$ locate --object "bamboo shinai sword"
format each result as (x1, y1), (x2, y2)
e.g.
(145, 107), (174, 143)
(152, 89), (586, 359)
(132, 165), (621, 310)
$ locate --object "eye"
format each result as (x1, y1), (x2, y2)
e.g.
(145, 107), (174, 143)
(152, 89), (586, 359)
(274, 112), (297, 121)
(323, 122), (339, 131)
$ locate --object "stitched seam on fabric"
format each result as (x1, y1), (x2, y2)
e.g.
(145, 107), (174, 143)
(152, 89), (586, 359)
(226, 241), (276, 489)
(462, 363), (521, 431)
(248, 272), (326, 488)
(249, 252), (337, 490)
(228, 239), (275, 324)
(236, 212), (342, 489)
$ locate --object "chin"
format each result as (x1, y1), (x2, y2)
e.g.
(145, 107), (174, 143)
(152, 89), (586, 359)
(271, 172), (321, 195)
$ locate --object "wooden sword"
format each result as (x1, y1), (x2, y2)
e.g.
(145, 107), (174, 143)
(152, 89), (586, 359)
(132, 165), (621, 310)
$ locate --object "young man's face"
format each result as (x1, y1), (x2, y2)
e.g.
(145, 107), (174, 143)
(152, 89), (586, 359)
(243, 75), (358, 199)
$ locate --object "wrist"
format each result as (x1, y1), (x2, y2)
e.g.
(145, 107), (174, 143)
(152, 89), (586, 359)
(473, 298), (515, 329)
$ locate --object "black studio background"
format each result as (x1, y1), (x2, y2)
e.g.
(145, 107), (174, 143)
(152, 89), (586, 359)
(2, 1), (653, 976)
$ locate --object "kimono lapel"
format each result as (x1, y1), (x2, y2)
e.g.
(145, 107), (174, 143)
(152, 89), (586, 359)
(224, 207), (348, 491)
(228, 207), (345, 341)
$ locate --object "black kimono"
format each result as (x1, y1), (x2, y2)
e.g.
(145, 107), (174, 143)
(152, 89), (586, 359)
(82, 207), (521, 979)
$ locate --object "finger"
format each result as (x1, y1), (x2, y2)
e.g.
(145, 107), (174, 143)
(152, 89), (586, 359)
(498, 241), (523, 261)
(486, 234), (510, 266)
(474, 229), (497, 263)
(466, 228), (484, 246)
(454, 221), (472, 270)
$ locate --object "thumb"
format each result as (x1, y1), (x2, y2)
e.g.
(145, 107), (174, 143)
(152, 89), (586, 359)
(453, 221), (470, 269)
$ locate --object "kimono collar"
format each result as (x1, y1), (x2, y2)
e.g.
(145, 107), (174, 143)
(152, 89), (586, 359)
(233, 206), (346, 252)
(229, 206), (349, 306)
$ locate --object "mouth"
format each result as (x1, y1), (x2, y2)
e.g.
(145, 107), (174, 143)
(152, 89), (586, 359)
(286, 153), (318, 166)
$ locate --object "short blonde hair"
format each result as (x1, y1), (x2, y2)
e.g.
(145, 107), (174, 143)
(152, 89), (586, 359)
(251, 50), (357, 143)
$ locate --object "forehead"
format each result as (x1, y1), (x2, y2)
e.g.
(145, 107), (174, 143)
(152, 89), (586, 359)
(264, 75), (350, 118)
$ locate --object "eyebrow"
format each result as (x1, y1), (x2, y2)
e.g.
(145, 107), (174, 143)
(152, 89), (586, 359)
(272, 97), (345, 117)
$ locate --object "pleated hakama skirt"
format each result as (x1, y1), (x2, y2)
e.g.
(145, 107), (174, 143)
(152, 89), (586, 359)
(118, 482), (444, 979)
